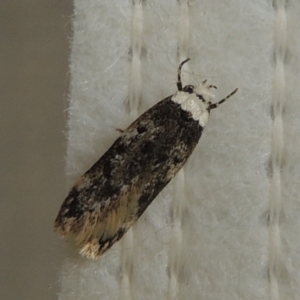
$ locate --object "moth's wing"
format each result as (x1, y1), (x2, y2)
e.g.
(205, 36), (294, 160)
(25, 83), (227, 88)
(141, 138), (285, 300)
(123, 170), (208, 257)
(54, 96), (202, 258)
(53, 99), (170, 258)
(54, 173), (149, 258)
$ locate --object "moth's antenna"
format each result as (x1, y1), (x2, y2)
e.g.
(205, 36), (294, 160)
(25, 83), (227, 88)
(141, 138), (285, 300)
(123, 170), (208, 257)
(208, 88), (238, 110)
(177, 58), (190, 91)
(208, 84), (217, 90)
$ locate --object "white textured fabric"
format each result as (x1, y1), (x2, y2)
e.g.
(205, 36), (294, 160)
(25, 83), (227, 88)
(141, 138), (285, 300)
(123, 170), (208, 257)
(57, 1), (300, 299)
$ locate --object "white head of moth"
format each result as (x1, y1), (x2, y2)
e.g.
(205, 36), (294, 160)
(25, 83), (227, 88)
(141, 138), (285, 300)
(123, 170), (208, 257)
(54, 58), (238, 259)
(172, 58), (238, 127)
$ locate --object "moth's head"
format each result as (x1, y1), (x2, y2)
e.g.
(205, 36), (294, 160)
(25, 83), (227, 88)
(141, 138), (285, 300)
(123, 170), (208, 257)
(177, 59), (238, 113)
(172, 82), (214, 127)
(182, 82), (216, 112)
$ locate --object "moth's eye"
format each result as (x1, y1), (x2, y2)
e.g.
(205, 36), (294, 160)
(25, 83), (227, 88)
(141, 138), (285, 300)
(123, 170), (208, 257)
(183, 85), (194, 94)
(208, 101), (212, 105)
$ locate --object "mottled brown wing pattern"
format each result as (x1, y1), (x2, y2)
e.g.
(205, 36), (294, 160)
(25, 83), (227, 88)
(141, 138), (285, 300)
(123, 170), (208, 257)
(54, 173), (150, 258)
(54, 96), (203, 258)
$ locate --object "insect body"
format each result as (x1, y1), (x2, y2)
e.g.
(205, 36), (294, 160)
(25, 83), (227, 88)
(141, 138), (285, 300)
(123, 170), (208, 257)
(54, 59), (238, 259)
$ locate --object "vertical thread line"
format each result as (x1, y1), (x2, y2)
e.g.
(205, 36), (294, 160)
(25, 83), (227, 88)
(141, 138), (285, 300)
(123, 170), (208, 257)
(128, 0), (144, 119)
(167, 1), (190, 299)
(119, 1), (144, 299)
(269, 1), (287, 299)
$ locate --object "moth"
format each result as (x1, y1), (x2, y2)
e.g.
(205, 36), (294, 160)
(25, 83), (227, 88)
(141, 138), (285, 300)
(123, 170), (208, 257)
(54, 59), (238, 259)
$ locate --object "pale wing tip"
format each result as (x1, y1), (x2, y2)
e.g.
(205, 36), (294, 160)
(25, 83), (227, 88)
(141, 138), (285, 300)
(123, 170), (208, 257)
(53, 219), (79, 241)
(54, 223), (102, 259)
(79, 239), (102, 259)
(79, 238), (115, 259)
(53, 221), (65, 237)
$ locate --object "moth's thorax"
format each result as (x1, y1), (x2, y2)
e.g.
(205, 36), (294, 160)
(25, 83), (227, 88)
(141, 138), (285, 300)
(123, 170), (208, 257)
(171, 83), (215, 127)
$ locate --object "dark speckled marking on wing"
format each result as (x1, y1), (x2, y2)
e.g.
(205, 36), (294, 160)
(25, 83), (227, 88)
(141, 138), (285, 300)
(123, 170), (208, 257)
(54, 96), (203, 258)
